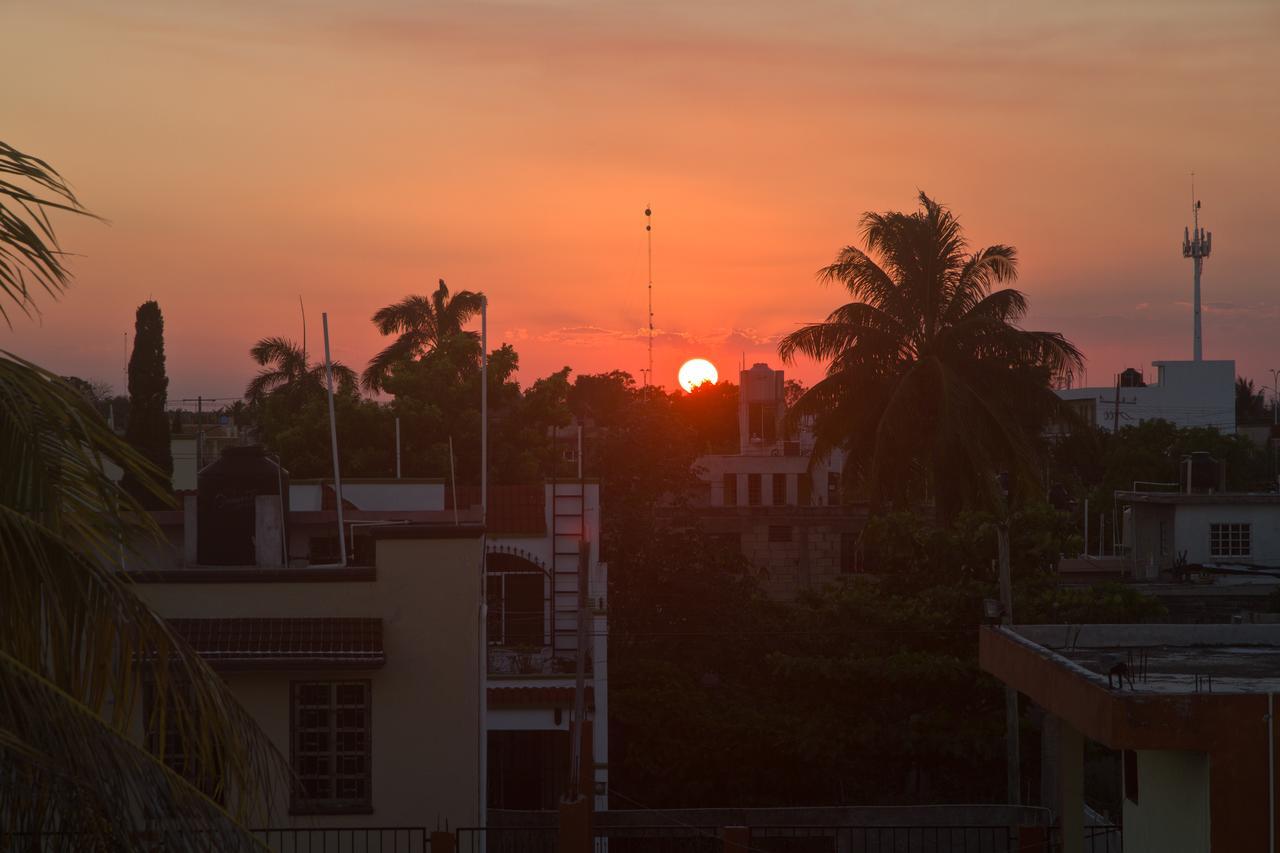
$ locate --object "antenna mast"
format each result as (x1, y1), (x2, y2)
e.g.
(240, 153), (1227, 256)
(1182, 174), (1212, 362)
(645, 205), (653, 388)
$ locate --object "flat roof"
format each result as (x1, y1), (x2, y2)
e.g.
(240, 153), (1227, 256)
(1116, 490), (1280, 505)
(1009, 624), (1280, 694)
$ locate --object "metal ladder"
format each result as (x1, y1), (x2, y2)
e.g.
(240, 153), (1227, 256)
(550, 433), (587, 657)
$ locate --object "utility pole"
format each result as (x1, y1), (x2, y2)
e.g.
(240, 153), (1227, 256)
(1270, 369), (1279, 427)
(996, 472), (1019, 805)
(645, 205), (653, 391)
(175, 396), (240, 471)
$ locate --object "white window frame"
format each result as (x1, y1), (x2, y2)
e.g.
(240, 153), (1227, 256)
(1209, 522), (1251, 559)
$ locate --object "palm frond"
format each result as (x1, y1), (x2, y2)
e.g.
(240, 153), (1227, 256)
(0, 355), (288, 845)
(0, 142), (101, 327)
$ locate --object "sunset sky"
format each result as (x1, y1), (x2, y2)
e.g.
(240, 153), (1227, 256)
(3, 0), (1278, 403)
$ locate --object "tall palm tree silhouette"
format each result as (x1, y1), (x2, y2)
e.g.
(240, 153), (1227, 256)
(780, 192), (1082, 516)
(363, 279), (484, 392)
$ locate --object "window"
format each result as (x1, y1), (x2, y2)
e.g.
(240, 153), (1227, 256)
(798, 475), (811, 506)
(1210, 523), (1251, 558)
(723, 473), (737, 507)
(1123, 750), (1139, 804)
(768, 525), (792, 543)
(772, 473), (787, 506)
(827, 472), (841, 506)
(747, 474), (762, 506)
(292, 681), (372, 813)
(488, 572), (545, 646)
(747, 403), (778, 444)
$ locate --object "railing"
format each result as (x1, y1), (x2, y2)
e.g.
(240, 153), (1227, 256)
(750, 826), (1029, 853)
(458, 826), (557, 853)
(594, 825), (722, 853)
(2, 827), (431, 852)
(250, 826), (431, 852)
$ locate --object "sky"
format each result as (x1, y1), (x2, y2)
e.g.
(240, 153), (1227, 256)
(2, 0), (1278, 403)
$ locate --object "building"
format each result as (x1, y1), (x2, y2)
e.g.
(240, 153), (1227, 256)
(132, 523), (485, 829)
(1118, 490), (1280, 579)
(131, 445), (609, 827)
(1056, 359), (1236, 433)
(981, 623), (1280, 853)
(693, 363), (867, 597)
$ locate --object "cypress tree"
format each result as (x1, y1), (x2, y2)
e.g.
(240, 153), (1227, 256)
(123, 300), (173, 505)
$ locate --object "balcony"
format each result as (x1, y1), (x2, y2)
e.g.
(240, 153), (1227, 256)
(487, 645), (587, 676)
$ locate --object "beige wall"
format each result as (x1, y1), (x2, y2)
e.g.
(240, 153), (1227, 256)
(1123, 750), (1210, 853)
(135, 532), (483, 829)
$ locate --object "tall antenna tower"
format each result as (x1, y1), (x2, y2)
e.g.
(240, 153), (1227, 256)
(645, 204), (654, 387)
(1182, 176), (1212, 362)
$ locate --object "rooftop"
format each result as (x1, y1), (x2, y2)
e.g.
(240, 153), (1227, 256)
(1116, 490), (1280, 505)
(1007, 624), (1280, 694)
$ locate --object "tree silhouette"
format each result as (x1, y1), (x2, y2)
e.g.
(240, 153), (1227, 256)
(363, 278), (485, 392)
(123, 300), (173, 504)
(245, 336), (356, 402)
(779, 192), (1082, 516)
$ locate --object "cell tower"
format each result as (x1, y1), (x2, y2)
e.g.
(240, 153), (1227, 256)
(645, 204), (654, 387)
(1182, 179), (1212, 361)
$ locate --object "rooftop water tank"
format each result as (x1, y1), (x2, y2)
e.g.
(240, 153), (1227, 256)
(196, 445), (289, 565)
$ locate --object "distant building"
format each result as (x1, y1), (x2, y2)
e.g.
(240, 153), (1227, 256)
(692, 363), (867, 597)
(982, 623), (1280, 852)
(1056, 359), (1236, 433)
(131, 445), (609, 827)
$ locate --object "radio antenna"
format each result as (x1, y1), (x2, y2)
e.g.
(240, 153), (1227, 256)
(1181, 173), (1212, 361)
(645, 205), (654, 388)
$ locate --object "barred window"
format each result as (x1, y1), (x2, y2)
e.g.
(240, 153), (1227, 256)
(747, 474), (762, 507)
(768, 525), (792, 543)
(723, 474), (737, 507)
(1209, 523), (1251, 558)
(292, 681), (372, 813)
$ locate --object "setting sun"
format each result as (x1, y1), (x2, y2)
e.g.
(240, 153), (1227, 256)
(677, 358), (719, 392)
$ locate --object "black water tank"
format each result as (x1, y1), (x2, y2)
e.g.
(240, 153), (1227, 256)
(196, 445), (289, 565)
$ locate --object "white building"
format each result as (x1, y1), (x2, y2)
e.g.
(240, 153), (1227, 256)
(134, 446), (609, 822)
(1119, 490), (1280, 578)
(1057, 359), (1235, 433)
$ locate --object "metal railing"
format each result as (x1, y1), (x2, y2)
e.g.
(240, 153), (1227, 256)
(458, 826), (557, 853)
(594, 825), (722, 853)
(750, 826), (1030, 853)
(250, 826), (431, 852)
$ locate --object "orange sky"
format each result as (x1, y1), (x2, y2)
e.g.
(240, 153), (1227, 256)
(3, 0), (1279, 402)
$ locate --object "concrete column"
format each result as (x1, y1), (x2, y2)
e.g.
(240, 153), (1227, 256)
(183, 494), (198, 566)
(1040, 710), (1060, 817)
(558, 796), (592, 853)
(1057, 720), (1084, 853)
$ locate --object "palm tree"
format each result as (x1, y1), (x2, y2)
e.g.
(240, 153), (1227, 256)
(779, 192), (1082, 517)
(363, 278), (485, 392)
(246, 335), (357, 401)
(1, 140), (283, 849)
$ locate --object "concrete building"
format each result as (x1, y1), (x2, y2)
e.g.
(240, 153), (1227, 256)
(693, 363), (867, 597)
(1118, 491), (1280, 578)
(1056, 360), (1236, 434)
(133, 525), (485, 829)
(131, 445), (609, 827)
(982, 624), (1280, 853)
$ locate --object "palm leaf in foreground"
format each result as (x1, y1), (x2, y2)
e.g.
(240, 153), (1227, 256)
(0, 352), (287, 848)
